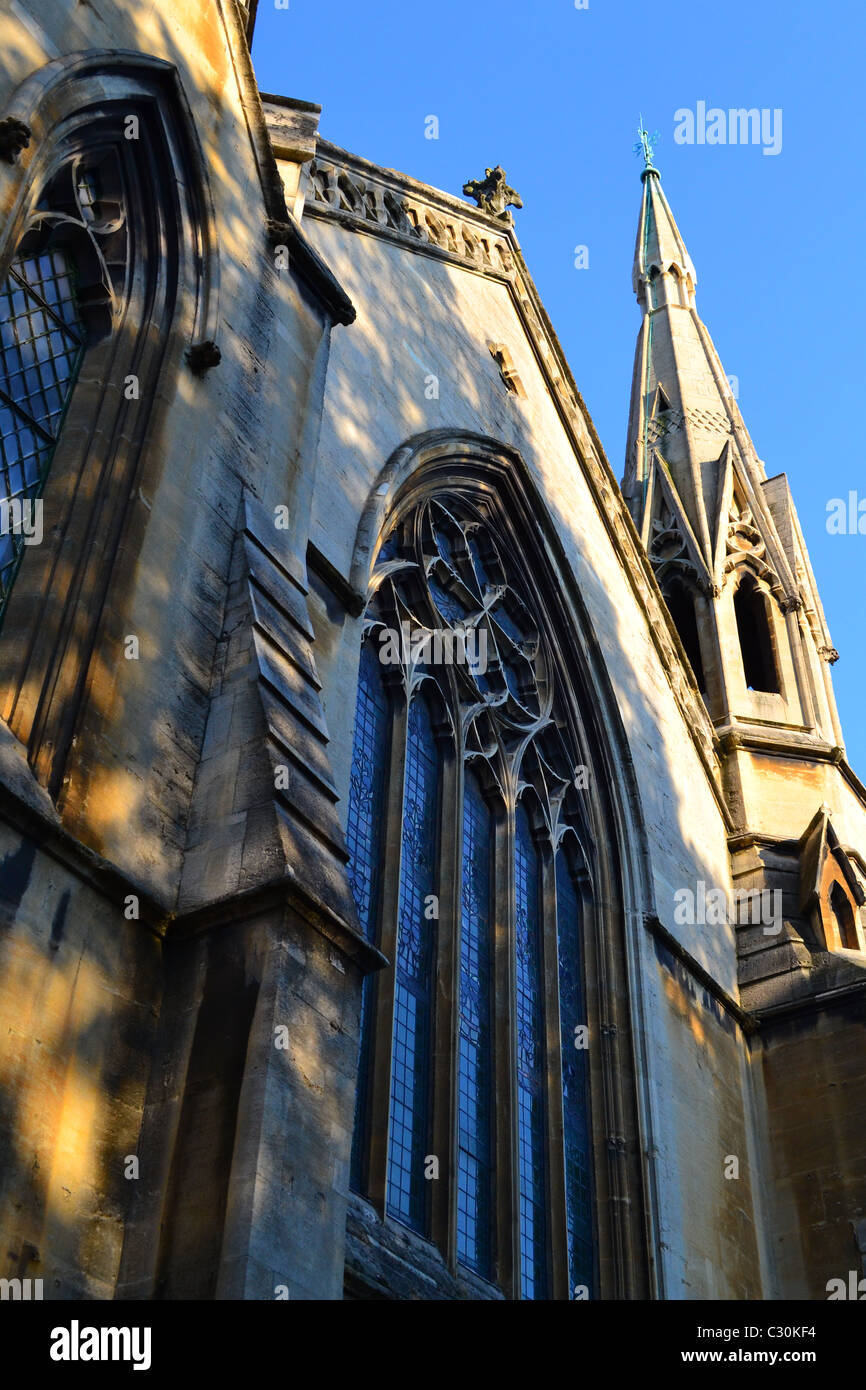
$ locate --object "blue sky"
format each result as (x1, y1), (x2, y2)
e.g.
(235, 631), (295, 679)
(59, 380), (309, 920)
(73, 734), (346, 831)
(253, 0), (866, 774)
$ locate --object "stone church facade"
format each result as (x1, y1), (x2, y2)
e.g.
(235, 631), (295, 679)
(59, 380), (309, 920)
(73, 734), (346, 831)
(0, 1), (864, 1301)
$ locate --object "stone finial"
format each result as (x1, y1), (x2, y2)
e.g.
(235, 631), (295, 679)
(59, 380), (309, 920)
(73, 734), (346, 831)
(0, 118), (31, 164)
(462, 166), (522, 222)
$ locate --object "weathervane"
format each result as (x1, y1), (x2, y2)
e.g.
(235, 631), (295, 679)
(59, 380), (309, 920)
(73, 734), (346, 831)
(633, 115), (660, 171)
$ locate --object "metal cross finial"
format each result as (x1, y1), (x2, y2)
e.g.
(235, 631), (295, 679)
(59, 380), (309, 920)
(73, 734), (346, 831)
(633, 116), (660, 170)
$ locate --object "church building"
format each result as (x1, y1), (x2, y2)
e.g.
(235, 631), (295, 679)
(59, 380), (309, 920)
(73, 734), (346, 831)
(0, 0), (864, 1301)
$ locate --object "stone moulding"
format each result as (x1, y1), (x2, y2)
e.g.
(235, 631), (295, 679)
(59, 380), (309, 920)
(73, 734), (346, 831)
(264, 216), (355, 326)
(292, 135), (725, 808)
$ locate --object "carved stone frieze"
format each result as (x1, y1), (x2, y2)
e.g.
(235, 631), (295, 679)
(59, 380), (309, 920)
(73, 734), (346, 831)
(306, 154), (516, 277)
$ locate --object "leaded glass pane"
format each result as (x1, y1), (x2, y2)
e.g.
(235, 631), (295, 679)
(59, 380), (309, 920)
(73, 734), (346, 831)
(515, 802), (547, 1298)
(556, 852), (594, 1297)
(387, 695), (439, 1231)
(346, 639), (391, 1190)
(346, 639), (390, 943)
(0, 248), (84, 620)
(456, 770), (494, 1276)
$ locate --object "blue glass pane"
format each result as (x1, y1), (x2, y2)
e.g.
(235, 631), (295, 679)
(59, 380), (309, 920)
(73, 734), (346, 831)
(467, 533), (491, 591)
(0, 248), (84, 620)
(556, 853), (594, 1297)
(346, 639), (391, 1191)
(457, 770), (494, 1277)
(515, 802), (547, 1298)
(346, 639), (390, 942)
(387, 695), (439, 1230)
(428, 572), (472, 626)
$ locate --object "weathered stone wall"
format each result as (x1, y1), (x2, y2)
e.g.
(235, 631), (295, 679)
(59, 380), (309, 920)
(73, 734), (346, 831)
(0, 814), (162, 1299)
(0, 1), (362, 1302)
(758, 997), (866, 1298)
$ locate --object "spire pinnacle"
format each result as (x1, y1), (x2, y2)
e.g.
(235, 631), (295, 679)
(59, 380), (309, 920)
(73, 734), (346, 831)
(632, 161), (696, 305)
(633, 116), (661, 178)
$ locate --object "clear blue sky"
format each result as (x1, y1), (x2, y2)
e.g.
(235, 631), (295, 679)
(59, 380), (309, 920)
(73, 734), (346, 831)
(253, 0), (866, 775)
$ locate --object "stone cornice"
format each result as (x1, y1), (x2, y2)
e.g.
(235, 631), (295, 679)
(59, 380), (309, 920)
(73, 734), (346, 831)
(296, 136), (727, 820)
(170, 877), (388, 975)
(0, 747), (170, 936)
(643, 913), (757, 1034)
(0, 725), (385, 973)
(754, 976), (866, 1024)
(717, 726), (866, 814)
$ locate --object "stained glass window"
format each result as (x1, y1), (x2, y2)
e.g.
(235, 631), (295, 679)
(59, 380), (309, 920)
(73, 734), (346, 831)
(515, 801), (547, 1298)
(346, 638), (391, 1189)
(556, 851), (594, 1297)
(0, 248), (85, 621)
(457, 770), (494, 1276)
(347, 495), (602, 1298)
(387, 694), (439, 1230)
(346, 638), (391, 943)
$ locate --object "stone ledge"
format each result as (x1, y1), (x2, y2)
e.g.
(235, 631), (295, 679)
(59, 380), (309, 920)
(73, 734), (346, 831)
(344, 1192), (504, 1301)
(170, 873), (387, 977)
(0, 720), (170, 932)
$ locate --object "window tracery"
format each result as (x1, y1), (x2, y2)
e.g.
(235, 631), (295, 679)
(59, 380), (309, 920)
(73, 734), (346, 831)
(345, 490), (597, 1298)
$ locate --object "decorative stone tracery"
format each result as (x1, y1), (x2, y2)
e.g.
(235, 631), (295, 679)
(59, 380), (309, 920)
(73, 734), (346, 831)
(366, 494), (579, 826)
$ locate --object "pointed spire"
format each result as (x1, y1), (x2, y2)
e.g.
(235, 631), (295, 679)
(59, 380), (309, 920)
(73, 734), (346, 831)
(623, 146), (774, 583)
(632, 157), (696, 307)
(622, 137), (847, 770)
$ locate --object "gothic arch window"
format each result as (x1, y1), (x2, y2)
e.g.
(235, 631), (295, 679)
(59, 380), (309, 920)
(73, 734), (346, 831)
(345, 489), (602, 1299)
(0, 151), (126, 624)
(734, 574), (780, 694)
(0, 55), (218, 793)
(663, 577), (707, 695)
(829, 880), (858, 951)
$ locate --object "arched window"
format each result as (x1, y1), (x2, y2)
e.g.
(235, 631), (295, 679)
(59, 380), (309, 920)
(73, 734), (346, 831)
(0, 150), (125, 626)
(663, 578), (707, 694)
(829, 880), (858, 951)
(734, 576), (780, 694)
(345, 491), (600, 1299)
(0, 56), (219, 796)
